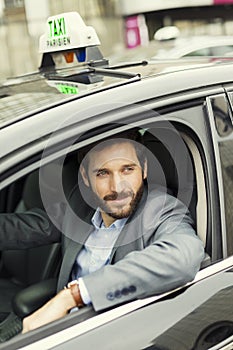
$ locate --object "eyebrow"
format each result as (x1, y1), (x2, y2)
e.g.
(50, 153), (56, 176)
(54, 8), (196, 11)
(92, 167), (108, 174)
(92, 163), (139, 174)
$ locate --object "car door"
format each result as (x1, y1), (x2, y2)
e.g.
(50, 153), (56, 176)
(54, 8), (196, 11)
(0, 80), (230, 349)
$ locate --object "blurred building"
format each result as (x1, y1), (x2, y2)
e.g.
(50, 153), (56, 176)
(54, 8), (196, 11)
(117, 0), (233, 48)
(0, 0), (122, 79)
(1, 0), (233, 79)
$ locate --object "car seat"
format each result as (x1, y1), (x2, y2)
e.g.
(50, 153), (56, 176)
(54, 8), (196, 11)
(142, 127), (197, 217)
(142, 126), (208, 256)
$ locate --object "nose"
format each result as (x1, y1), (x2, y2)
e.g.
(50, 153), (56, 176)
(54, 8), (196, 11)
(109, 173), (125, 193)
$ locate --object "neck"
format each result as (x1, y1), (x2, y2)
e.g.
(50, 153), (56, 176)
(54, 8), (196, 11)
(101, 211), (116, 228)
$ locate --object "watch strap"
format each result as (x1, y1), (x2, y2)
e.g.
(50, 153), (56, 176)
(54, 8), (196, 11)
(67, 280), (84, 308)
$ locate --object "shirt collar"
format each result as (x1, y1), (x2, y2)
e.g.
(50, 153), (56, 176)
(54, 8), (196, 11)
(91, 207), (127, 230)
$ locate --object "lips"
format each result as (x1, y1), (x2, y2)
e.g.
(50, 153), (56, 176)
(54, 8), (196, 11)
(107, 196), (132, 207)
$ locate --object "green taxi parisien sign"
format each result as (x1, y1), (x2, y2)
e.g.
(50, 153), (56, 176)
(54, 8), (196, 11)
(47, 17), (71, 48)
(56, 84), (79, 94)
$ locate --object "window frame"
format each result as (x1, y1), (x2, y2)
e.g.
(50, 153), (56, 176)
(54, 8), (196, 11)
(207, 93), (233, 257)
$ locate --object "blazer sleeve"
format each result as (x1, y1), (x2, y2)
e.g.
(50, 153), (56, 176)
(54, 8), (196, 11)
(0, 203), (64, 250)
(82, 192), (205, 311)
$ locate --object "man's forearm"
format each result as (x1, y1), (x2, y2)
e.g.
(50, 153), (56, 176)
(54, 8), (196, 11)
(22, 288), (80, 333)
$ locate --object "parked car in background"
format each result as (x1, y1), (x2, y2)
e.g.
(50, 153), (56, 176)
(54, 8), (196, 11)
(110, 26), (233, 64)
(153, 27), (233, 58)
(0, 12), (233, 350)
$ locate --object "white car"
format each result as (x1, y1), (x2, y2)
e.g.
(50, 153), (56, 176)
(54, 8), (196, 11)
(153, 27), (233, 59)
(109, 34), (233, 65)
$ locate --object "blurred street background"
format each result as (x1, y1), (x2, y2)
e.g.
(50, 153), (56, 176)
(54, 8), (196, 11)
(1, 0), (233, 80)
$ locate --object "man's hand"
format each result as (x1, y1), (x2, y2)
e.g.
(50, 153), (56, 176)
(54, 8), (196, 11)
(22, 289), (76, 333)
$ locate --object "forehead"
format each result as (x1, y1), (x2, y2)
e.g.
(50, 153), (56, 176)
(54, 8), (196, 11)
(88, 141), (139, 169)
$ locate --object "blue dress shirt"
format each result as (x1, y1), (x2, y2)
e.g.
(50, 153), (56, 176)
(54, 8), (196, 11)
(71, 208), (127, 304)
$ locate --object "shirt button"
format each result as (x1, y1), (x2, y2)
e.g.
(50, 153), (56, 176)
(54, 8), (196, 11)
(129, 285), (137, 293)
(121, 288), (129, 296)
(114, 290), (122, 298)
(106, 292), (115, 301)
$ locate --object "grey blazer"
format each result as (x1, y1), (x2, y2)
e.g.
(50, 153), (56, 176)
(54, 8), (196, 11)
(0, 186), (205, 312)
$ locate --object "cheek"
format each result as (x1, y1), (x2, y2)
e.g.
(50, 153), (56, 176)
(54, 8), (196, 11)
(127, 174), (143, 191)
(91, 178), (108, 196)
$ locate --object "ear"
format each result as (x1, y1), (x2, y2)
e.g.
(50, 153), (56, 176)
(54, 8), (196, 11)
(143, 159), (148, 180)
(80, 165), (90, 187)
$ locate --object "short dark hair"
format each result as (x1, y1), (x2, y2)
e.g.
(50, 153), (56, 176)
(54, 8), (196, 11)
(79, 128), (146, 171)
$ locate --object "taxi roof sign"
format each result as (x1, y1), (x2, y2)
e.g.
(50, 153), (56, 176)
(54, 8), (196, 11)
(39, 12), (101, 54)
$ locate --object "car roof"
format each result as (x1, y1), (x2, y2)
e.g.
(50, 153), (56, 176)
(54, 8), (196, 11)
(2, 55), (233, 166)
(1, 56), (232, 130)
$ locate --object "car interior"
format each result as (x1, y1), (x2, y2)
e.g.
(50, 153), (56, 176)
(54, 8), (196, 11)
(0, 122), (209, 341)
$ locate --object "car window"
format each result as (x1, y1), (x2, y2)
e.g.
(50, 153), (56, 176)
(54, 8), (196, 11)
(185, 47), (210, 57)
(183, 45), (233, 58)
(210, 94), (233, 256)
(0, 111), (210, 346)
(211, 45), (233, 56)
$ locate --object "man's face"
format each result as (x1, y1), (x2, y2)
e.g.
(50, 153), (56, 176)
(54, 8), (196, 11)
(81, 141), (147, 226)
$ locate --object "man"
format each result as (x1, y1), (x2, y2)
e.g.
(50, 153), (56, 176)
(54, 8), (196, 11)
(0, 131), (205, 333)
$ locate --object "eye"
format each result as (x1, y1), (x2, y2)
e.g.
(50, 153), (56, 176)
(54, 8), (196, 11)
(96, 169), (109, 177)
(122, 166), (135, 174)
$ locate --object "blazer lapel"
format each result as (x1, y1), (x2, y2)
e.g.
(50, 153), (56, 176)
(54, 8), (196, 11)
(57, 199), (93, 291)
(109, 187), (147, 263)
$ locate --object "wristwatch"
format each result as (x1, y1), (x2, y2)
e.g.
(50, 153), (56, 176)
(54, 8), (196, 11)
(66, 280), (84, 308)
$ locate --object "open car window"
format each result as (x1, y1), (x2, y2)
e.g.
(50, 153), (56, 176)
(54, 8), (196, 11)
(0, 99), (224, 348)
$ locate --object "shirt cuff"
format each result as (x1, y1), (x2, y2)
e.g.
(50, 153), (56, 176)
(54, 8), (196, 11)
(78, 278), (92, 305)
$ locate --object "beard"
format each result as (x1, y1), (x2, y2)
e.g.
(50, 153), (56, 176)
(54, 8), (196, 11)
(93, 182), (144, 220)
